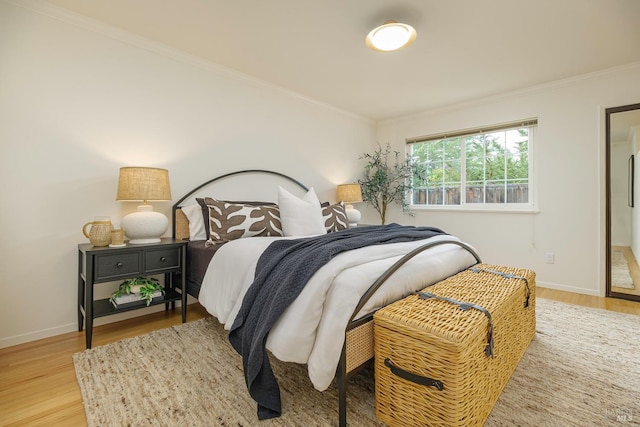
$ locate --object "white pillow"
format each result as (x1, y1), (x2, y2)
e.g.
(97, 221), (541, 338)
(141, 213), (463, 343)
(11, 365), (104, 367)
(181, 203), (207, 241)
(278, 186), (326, 237)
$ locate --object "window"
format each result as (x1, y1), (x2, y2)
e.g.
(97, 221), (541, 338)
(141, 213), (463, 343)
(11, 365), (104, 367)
(407, 119), (536, 208)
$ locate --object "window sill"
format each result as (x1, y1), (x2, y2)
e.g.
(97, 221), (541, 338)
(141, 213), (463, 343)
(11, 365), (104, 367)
(410, 205), (539, 214)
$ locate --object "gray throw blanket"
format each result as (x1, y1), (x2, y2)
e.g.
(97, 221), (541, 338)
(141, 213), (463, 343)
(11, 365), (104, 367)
(228, 223), (447, 420)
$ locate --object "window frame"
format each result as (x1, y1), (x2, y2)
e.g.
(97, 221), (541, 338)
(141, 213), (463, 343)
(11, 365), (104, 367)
(406, 119), (538, 213)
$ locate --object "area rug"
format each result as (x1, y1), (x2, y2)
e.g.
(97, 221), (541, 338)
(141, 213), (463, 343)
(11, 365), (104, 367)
(73, 299), (640, 426)
(612, 250), (635, 289)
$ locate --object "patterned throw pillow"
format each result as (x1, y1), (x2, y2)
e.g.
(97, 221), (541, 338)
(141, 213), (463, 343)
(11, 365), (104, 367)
(322, 202), (348, 233)
(201, 197), (283, 244)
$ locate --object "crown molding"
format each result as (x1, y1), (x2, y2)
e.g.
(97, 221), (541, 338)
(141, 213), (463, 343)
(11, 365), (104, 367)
(381, 61), (640, 124)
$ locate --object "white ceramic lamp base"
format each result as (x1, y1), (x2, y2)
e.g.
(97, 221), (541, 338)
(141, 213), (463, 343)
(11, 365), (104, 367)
(121, 205), (168, 244)
(345, 204), (361, 227)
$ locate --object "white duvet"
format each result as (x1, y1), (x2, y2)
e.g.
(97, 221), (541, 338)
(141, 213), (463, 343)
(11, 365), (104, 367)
(198, 233), (478, 391)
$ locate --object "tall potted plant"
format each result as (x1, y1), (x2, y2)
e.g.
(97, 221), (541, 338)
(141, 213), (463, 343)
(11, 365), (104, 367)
(358, 143), (426, 224)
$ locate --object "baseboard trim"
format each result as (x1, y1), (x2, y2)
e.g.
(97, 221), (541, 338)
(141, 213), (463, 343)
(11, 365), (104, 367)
(0, 322), (78, 349)
(536, 280), (602, 297)
(0, 300), (195, 349)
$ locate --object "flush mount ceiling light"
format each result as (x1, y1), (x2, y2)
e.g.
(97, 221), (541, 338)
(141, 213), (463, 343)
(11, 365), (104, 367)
(365, 20), (417, 52)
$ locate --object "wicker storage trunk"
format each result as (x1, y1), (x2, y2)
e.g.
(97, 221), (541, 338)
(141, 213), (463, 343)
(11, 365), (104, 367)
(374, 264), (536, 427)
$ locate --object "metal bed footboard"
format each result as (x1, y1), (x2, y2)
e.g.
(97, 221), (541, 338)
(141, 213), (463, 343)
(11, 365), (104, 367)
(336, 239), (482, 427)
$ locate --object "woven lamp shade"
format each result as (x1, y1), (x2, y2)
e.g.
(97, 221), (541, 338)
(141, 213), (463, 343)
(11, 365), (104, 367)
(116, 167), (171, 203)
(336, 184), (363, 203)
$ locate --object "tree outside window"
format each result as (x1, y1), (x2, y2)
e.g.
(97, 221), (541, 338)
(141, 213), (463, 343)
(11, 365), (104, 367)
(409, 123), (533, 207)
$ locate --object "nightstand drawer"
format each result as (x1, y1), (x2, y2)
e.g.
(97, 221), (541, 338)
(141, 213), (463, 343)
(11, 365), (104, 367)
(145, 247), (180, 272)
(95, 253), (141, 280)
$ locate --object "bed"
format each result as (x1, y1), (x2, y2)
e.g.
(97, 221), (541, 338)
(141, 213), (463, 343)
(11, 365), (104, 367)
(172, 169), (481, 426)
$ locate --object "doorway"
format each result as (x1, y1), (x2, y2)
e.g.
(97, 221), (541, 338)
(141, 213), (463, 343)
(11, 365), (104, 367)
(606, 103), (640, 302)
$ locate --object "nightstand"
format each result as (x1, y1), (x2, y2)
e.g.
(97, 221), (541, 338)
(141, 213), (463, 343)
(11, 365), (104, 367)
(77, 238), (187, 348)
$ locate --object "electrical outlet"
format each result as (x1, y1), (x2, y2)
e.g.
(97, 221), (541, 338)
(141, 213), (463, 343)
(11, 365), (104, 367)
(545, 252), (555, 264)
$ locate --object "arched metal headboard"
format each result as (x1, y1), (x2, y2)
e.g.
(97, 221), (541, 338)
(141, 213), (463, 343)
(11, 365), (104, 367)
(172, 169), (309, 238)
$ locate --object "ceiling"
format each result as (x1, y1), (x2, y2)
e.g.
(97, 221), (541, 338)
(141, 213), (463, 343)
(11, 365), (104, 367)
(39, 0), (640, 121)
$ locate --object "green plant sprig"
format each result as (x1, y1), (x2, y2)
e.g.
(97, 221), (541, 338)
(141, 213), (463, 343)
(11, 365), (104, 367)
(110, 277), (164, 306)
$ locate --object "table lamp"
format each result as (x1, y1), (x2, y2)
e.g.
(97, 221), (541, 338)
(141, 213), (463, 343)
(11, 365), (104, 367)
(337, 183), (363, 227)
(116, 167), (172, 244)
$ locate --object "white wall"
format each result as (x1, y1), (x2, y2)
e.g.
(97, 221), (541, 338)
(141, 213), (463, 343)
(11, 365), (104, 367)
(0, 2), (375, 347)
(376, 64), (640, 296)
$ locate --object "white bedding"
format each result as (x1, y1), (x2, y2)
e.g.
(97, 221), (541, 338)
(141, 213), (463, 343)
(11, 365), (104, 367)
(198, 232), (478, 391)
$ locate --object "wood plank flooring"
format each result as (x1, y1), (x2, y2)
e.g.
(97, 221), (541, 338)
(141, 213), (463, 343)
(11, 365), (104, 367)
(0, 305), (211, 427)
(1, 292), (638, 427)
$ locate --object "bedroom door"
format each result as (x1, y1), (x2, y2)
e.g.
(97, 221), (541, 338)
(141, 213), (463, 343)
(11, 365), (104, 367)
(607, 103), (640, 302)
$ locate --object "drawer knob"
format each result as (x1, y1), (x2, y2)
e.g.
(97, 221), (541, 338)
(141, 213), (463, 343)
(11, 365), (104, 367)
(116, 262), (123, 268)
(160, 257), (166, 262)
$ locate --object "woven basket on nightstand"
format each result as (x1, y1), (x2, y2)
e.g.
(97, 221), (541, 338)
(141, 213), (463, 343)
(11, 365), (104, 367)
(82, 218), (113, 247)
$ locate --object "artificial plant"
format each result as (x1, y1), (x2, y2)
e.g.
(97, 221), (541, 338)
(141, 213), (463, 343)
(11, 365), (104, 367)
(358, 143), (426, 224)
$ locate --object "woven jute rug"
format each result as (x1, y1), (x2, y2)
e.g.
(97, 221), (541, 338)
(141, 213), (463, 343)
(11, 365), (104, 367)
(73, 299), (640, 426)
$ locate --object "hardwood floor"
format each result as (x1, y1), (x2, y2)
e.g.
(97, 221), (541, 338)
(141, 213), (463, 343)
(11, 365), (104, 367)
(1, 293), (638, 427)
(0, 304), (211, 427)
